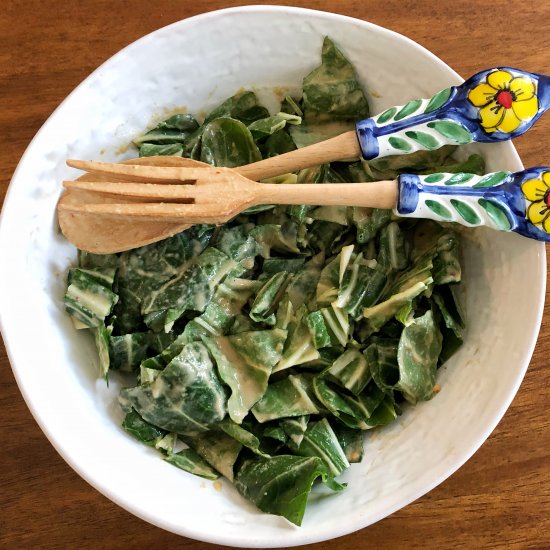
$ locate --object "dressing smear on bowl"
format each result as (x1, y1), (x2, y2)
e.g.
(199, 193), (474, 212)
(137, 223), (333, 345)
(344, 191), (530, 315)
(62, 37), (480, 526)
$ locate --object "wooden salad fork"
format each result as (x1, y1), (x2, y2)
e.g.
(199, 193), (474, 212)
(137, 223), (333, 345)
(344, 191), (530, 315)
(59, 157), (550, 254)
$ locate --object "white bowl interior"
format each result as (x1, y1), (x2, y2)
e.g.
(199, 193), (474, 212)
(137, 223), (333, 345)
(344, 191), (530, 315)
(0, 6), (545, 548)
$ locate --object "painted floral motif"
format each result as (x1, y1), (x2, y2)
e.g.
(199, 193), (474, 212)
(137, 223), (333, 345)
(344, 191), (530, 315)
(522, 171), (550, 232)
(468, 70), (539, 134)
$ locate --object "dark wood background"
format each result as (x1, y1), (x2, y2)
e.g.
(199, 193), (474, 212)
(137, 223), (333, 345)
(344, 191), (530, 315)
(1, 1), (549, 548)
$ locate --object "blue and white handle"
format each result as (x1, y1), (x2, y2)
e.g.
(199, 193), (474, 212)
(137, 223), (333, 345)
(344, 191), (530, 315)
(357, 67), (550, 160)
(396, 167), (550, 241)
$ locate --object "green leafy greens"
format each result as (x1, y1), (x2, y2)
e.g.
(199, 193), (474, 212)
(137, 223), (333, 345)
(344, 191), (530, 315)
(63, 36), (473, 526)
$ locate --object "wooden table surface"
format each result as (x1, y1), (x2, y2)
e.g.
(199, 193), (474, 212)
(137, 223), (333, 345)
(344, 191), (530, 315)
(1, 1), (549, 548)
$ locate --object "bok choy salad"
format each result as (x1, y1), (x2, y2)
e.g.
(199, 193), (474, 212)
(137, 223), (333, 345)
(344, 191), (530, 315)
(63, 37), (480, 526)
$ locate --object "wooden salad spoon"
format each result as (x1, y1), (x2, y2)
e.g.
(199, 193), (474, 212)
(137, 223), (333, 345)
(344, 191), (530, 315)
(235, 66), (550, 180)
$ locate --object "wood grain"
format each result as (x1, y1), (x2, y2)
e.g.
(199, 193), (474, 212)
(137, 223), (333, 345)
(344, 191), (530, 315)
(237, 131), (362, 179)
(1, 1), (549, 548)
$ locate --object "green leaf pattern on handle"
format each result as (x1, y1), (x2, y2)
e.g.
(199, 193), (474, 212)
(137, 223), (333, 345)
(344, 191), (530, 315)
(396, 172), (514, 231)
(426, 121), (472, 144)
(424, 88), (452, 113)
(425, 200), (452, 220)
(477, 199), (512, 230)
(472, 171), (510, 188)
(375, 98), (429, 127)
(450, 199), (482, 225)
(376, 107), (398, 124)
(405, 131), (440, 150)
(424, 173), (445, 184)
(388, 136), (412, 152)
(372, 86), (474, 157)
(377, 119), (474, 157)
(394, 99), (423, 121)
(445, 173), (476, 185)
(375, 87), (453, 125)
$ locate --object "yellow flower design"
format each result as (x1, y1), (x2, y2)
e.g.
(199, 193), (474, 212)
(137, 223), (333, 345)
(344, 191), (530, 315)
(468, 70), (538, 133)
(522, 172), (550, 232)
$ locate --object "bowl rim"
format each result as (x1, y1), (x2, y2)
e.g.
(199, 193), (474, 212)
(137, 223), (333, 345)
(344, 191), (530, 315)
(0, 5), (546, 547)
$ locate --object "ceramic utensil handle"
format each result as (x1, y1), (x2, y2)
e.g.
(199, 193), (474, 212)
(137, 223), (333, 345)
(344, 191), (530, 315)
(356, 67), (550, 160)
(396, 167), (550, 241)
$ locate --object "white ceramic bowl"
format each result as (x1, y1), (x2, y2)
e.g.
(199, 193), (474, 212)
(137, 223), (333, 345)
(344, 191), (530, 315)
(0, 6), (545, 548)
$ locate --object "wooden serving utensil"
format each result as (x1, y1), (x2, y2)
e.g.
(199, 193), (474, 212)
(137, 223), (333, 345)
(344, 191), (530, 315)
(58, 158), (550, 253)
(234, 66), (550, 180)
(57, 156), (197, 253)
